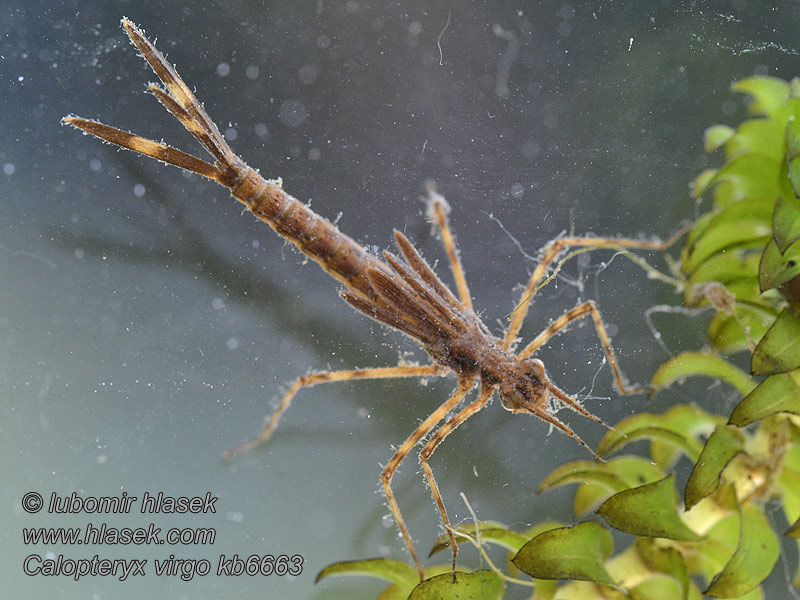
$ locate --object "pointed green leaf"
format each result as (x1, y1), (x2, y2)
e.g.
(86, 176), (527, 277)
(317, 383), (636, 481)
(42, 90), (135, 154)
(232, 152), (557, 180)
(729, 372), (800, 426)
(705, 154), (783, 205)
(649, 404), (726, 470)
(705, 125), (736, 153)
(597, 475), (702, 541)
(788, 120), (800, 161)
(708, 307), (775, 354)
(685, 251), (763, 306)
(512, 521), (614, 585)
(376, 585), (413, 600)
(732, 77), (790, 118)
(758, 238), (800, 291)
(408, 570), (504, 600)
(787, 118), (800, 202)
(685, 425), (744, 509)
(789, 158), (800, 200)
(682, 519), (739, 579)
(539, 457), (665, 517)
(537, 459), (629, 495)
(316, 558), (419, 588)
(598, 423), (701, 463)
(683, 482), (739, 537)
(683, 205), (772, 273)
(751, 307), (800, 374)
(573, 457), (666, 517)
(429, 521), (529, 556)
(692, 168), (719, 199)
(679, 485), (739, 579)
(651, 351), (756, 396)
(517, 522), (563, 599)
(629, 576), (685, 600)
(705, 502), (779, 597)
(773, 195), (800, 251)
(726, 117), (787, 162)
(574, 457), (665, 517)
(633, 539), (691, 600)
(779, 446), (800, 524)
(522, 521), (566, 540)
(726, 588), (765, 600)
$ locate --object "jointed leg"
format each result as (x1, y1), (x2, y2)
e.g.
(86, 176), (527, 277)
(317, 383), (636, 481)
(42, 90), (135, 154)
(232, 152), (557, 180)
(224, 364), (445, 459)
(381, 377), (476, 579)
(418, 383), (494, 579)
(523, 397), (601, 460)
(425, 183), (473, 310)
(518, 300), (648, 395)
(504, 231), (687, 349)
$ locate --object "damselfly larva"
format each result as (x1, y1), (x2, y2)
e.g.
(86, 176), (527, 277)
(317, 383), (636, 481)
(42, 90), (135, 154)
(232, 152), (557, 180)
(64, 18), (682, 581)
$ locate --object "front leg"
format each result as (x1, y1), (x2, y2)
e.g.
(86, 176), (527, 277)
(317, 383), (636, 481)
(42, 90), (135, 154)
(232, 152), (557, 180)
(380, 377), (475, 579)
(418, 383), (494, 580)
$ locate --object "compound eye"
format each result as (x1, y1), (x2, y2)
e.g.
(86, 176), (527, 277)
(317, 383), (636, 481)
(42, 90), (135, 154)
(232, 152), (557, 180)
(523, 358), (546, 380)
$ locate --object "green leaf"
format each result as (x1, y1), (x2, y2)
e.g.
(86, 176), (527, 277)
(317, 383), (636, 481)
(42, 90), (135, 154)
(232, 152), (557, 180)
(682, 203), (773, 273)
(705, 125), (736, 153)
(634, 539), (691, 600)
(408, 570), (504, 600)
(598, 420), (702, 463)
(597, 475), (702, 541)
(707, 305), (776, 354)
(316, 558), (419, 588)
(682, 517), (739, 579)
(779, 446), (800, 525)
(376, 586), (413, 600)
(729, 372), (800, 426)
(574, 457), (666, 517)
(629, 576), (685, 600)
(705, 154), (784, 205)
(788, 158), (800, 201)
(751, 307), (800, 374)
(787, 118), (800, 161)
(692, 168), (719, 198)
(683, 482), (739, 536)
(678, 485), (740, 580)
(539, 457), (665, 517)
(650, 351), (756, 396)
(724, 118), (787, 162)
(685, 252), (763, 306)
(537, 459), (629, 495)
(786, 118), (800, 212)
(685, 425), (744, 509)
(429, 521), (529, 556)
(512, 521), (614, 585)
(758, 238), (800, 291)
(517, 522), (563, 599)
(705, 502), (779, 598)
(732, 77), (791, 118)
(649, 405), (725, 470)
(773, 196), (800, 252)
(726, 588), (765, 600)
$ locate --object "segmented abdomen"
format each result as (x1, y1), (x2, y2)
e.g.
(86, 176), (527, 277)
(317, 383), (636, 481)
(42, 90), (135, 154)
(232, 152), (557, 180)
(232, 166), (387, 298)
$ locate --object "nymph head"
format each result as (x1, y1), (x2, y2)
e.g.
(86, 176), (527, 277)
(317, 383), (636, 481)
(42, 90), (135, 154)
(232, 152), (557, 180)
(498, 358), (550, 414)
